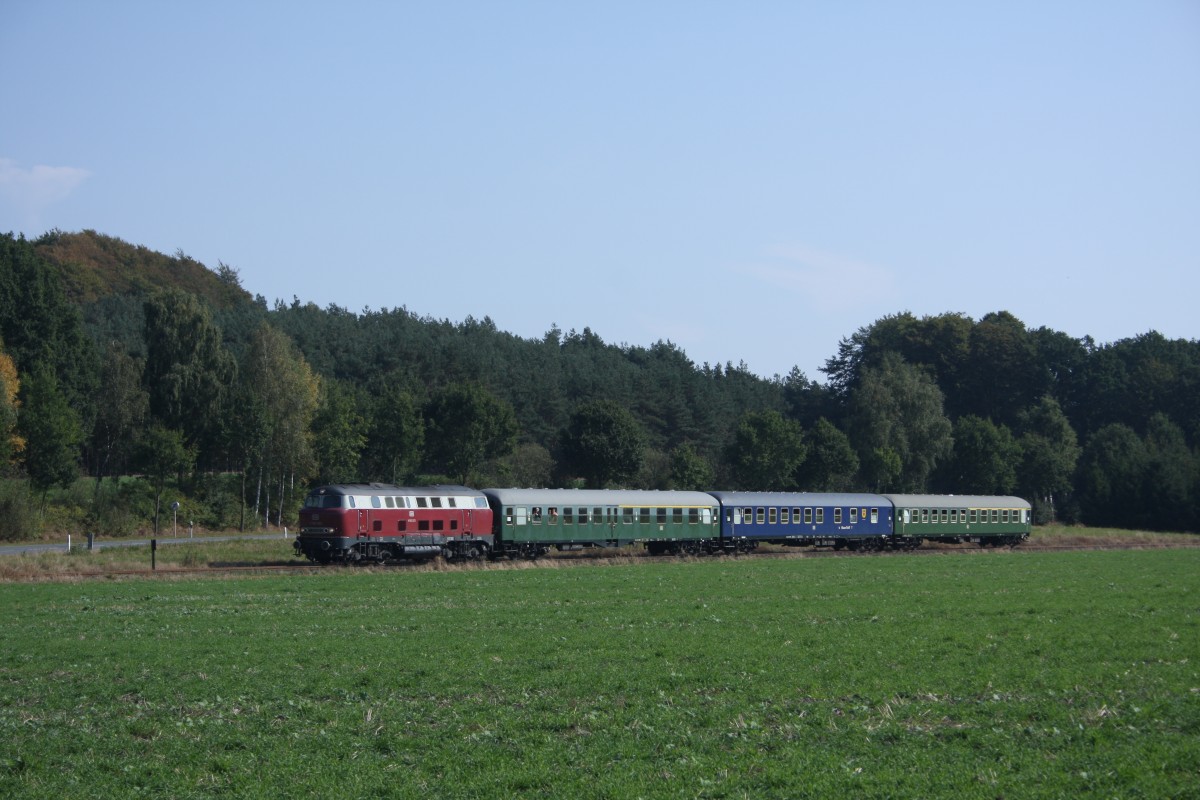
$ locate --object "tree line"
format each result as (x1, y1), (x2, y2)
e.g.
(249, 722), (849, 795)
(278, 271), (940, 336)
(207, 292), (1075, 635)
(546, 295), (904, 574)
(2, 230), (1198, 538)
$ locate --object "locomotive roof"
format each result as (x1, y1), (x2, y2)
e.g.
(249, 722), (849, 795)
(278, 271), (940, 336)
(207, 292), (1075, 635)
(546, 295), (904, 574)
(880, 494), (1030, 509)
(482, 488), (718, 506)
(308, 484), (483, 497)
(707, 491), (892, 507)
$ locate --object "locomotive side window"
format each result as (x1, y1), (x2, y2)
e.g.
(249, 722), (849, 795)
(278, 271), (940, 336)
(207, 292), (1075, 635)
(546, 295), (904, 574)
(384, 496), (395, 509)
(431, 498), (443, 508)
(347, 496), (357, 509)
(433, 520), (444, 531)
(398, 520), (407, 532)
(373, 520), (382, 531)
(416, 497), (428, 508)
(419, 520), (430, 531)
(450, 520), (458, 530)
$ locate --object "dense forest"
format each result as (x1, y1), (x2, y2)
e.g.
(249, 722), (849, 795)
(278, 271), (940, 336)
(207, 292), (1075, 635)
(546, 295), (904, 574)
(2, 229), (1198, 538)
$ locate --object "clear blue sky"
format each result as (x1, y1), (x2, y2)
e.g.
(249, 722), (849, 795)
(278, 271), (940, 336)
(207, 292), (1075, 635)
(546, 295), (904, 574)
(3, 1), (1197, 380)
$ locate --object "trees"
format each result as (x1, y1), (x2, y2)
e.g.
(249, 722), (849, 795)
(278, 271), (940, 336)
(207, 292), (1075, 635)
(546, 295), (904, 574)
(137, 425), (195, 533)
(310, 380), (366, 486)
(1076, 424), (1148, 529)
(424, 383), (518, 484)
(88, 342), (149, 490)
(1015, 396), (1080, 523)
(0, 345), (19, 469)
(795, 418), (859, 491)
(847, 353), (952, 492)
(725, 410), (806, 491)
(19, 368), (83, 504)
(668, 443), (715, 491)
(360, 385), (424, 484)
(559, 399), (646, 489)
(937, 415), (1019, 495)
(241, 323), (319, 525)
(143, 289), (236, 466)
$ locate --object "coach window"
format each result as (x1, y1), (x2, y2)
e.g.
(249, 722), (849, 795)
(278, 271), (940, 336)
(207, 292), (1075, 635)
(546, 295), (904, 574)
(564, 507), (574, 524)
(816, 508), (824, 524)
(902, 509), (910, 524)
(833, 508), (842, 524)
(803, 508), (813, 525)
(870, 508), (879, 524)
(673, 508), (684, 524)
(791, 507), (801, 524)
(688, 508), (700, 524)
(505, 507), (514, 525)
(532, 507), (542, 524)
(548, 507), (559, 523)
(968, 509), (977, 524)
(951, 509), (958, 524)
(756, 508), (765, 524)
(850, 507), (858, 524)
(656, 508), (667, 524)
(578, 508), (589, 524)
(768, 507), (778, 524)
(593, 507), (603, 523)
(781, 508), (790, 524)
(991, 509), (999, 523)
(639, 508), (651, 524)
(515, 507), (528, 526)
(1002, 509), (1010, 523)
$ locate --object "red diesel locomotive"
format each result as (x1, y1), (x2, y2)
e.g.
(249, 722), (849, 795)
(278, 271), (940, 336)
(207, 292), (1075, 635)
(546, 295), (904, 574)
(293, 484), (494, 563)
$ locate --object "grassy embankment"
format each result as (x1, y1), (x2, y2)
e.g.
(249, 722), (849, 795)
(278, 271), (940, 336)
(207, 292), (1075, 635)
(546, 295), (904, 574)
(0, 549), (1196, 798)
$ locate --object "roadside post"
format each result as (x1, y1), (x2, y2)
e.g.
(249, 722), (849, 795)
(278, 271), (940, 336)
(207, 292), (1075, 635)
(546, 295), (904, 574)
(151, 538), (157, 570)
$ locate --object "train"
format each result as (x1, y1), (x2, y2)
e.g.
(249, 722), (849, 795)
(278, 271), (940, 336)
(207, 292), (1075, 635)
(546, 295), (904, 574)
(292, 484), (1031, 564)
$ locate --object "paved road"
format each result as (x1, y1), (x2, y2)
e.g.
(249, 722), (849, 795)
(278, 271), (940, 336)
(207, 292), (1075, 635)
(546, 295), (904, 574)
(0, 533), (291, 556)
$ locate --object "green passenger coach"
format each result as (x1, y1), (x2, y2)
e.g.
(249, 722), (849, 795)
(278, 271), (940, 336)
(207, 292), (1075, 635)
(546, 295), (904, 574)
(482, 488), (720, 558)
(882, 494), (1031, 547)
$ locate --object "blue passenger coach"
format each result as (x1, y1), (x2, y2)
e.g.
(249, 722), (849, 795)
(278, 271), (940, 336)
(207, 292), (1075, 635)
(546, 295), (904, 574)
(708, 492), (896, 551)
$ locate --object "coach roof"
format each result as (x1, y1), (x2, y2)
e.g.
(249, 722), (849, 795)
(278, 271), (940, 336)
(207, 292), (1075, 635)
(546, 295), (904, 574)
(881, 494), (1030, 509)
(707, 491), (892, 507)
(482, 488), (717, 507)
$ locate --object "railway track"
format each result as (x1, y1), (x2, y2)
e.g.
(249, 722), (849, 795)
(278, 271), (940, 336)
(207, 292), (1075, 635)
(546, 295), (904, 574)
(7, 538), (1199, 581)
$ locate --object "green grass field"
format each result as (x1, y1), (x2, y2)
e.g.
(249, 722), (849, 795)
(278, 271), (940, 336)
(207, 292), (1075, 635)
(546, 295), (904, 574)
(1, 550), (1196, 798)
